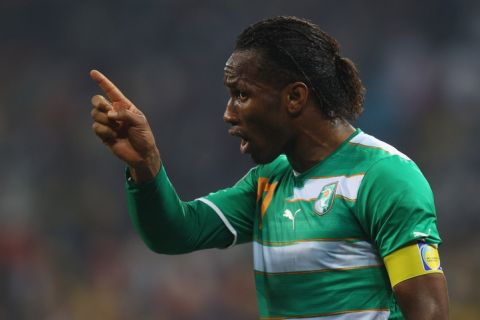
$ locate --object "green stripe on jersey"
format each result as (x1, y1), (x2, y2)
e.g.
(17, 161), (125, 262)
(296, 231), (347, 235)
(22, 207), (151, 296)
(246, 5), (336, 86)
(255, 267), (393, 318)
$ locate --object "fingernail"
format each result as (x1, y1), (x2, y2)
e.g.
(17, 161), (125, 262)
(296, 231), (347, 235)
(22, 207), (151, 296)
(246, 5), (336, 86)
(108, 111), (118, 117)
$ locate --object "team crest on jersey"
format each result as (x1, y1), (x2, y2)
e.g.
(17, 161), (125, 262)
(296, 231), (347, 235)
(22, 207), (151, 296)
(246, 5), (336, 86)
(314, 182), (337, 216)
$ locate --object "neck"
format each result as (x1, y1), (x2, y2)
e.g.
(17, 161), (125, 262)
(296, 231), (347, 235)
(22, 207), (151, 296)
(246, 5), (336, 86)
(286, 118), (355, 173)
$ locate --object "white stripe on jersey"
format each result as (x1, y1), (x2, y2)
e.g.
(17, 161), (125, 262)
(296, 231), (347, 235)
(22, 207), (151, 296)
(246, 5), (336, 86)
(290, 174), (364, 202)
(350, 132), (410, 160)
(254, 240), (382, 273)
(198, 198), (237, 248)
(286, 310), (390, 320)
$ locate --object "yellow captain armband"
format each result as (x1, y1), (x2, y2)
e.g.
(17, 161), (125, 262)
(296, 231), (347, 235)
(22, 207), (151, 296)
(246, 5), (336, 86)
(384, 242), (443, 288)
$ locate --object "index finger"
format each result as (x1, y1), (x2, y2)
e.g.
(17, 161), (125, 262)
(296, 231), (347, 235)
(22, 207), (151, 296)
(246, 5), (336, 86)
(90, 69), (129, 103)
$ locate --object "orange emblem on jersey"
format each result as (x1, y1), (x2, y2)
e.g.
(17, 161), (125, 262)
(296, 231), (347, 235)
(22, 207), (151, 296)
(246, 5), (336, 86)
(257, 177), (278, 228)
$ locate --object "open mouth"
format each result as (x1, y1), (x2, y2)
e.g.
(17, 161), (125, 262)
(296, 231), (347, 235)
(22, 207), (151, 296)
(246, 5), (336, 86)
(240, 138), (250, 154)
(229, 128), (251, 154)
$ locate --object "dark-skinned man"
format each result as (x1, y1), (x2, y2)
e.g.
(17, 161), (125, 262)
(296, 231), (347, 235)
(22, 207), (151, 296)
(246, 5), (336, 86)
(90, 16), (448, 320)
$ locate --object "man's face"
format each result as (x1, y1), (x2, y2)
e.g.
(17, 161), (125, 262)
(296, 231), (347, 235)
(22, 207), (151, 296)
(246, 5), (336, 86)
(223, 50), (292, 164)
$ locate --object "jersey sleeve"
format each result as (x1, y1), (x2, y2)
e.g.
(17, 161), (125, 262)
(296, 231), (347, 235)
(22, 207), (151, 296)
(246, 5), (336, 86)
(126, 165), (240, 254)
(355, 156), (442, 258)
(200, 166), (258, 245)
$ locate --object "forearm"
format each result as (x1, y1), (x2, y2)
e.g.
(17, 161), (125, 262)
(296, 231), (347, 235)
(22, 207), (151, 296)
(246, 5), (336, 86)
(126, 166), (233, 254)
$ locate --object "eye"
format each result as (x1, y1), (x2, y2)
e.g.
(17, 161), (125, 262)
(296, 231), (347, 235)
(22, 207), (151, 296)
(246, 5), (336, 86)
(237, 91), (248, 101)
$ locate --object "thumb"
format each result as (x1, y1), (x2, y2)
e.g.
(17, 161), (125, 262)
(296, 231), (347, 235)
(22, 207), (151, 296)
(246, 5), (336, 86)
(107, 109), (145, 126)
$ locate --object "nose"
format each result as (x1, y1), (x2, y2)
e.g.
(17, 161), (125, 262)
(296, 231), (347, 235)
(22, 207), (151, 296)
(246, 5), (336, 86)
(223, 98), (238, 124)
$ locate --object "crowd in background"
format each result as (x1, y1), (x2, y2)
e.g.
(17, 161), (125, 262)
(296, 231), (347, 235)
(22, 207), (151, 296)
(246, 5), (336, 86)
(0, 0), (479, 319)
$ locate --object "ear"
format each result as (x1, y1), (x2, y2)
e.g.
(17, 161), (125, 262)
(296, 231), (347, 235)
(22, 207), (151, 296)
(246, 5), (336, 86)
(282, 82), (309, 115)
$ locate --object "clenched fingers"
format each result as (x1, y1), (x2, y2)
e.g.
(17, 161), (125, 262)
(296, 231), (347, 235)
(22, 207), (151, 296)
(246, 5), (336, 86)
(91, 94), (112, 112)
(92, 122), (118, 142)
(107, 108), (146, 127)
(91, 108), (120, 128)
(91, 94), (119, 130)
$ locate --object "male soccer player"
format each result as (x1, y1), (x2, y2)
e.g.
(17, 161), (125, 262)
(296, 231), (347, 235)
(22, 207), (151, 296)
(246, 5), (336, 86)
(90, 16), (448, 319)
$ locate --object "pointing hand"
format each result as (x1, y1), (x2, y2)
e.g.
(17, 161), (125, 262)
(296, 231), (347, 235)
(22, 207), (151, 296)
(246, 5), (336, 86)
(90, 70), (160, 182)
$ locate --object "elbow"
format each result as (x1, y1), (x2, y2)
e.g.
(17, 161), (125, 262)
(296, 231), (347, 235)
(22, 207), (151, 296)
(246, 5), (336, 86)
(146, 243), (194, 255)
(129, 208), (197, 255)
(140, 234), (196, 255)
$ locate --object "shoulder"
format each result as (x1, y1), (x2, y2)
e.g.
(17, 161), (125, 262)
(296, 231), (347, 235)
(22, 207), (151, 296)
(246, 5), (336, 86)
(351, 132), (426, 183)
(329, 130), (414, 177)
(362, 156), (430, 196)
(348, 131), (433, 200)
(350, 133), (440, 255)
(344, 131), (424, 176)
(348, 131), (411, 164)
(351, 133), (434, 210)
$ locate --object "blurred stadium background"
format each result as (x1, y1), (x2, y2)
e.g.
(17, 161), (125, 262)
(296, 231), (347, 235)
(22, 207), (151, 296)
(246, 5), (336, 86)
(1, 0), (479, 319)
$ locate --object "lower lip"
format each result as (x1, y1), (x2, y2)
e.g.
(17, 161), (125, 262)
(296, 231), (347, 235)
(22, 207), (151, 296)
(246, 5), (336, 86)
(240, 138), (250, 154)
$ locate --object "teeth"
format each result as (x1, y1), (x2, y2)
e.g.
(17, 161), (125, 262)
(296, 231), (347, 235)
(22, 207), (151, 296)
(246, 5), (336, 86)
(240, 138), (249, 154)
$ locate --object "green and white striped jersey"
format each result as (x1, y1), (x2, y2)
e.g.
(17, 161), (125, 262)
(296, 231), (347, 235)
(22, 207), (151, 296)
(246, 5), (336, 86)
(202, 129), (441, 319)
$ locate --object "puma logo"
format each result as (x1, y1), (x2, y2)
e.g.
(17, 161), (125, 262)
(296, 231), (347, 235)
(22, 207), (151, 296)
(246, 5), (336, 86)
(283, 209), (302, 230)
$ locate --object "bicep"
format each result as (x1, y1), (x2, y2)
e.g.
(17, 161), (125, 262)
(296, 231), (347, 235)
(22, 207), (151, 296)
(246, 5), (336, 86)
(384, 242), (448, 319)
(394, 273), (449, 320)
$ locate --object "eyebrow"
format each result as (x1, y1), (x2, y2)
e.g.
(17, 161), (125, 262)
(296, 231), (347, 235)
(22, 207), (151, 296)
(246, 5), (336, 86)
(223, 70), (241, 86)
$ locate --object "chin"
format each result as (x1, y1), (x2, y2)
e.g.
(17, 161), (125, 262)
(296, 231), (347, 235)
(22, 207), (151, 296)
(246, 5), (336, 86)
(250, 151), (279, 165)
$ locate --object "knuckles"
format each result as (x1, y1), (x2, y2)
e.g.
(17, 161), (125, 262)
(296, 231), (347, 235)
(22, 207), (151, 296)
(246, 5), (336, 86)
(90, 108), (98, 118)
(91, 94), (112, 110)
(91, 106), (117, 127)
(91, 94), (103, 106)
(92, 122), (117, 140)
(91, 122), (101, 133)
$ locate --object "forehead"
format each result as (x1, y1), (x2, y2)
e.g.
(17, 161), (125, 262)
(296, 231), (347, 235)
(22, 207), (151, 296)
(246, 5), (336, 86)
(224, 50), (263, 85)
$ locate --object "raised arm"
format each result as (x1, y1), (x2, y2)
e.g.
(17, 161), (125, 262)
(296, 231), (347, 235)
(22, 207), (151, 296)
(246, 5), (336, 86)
(90, 70), (231, 253)
(89, 70), (255, 254)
